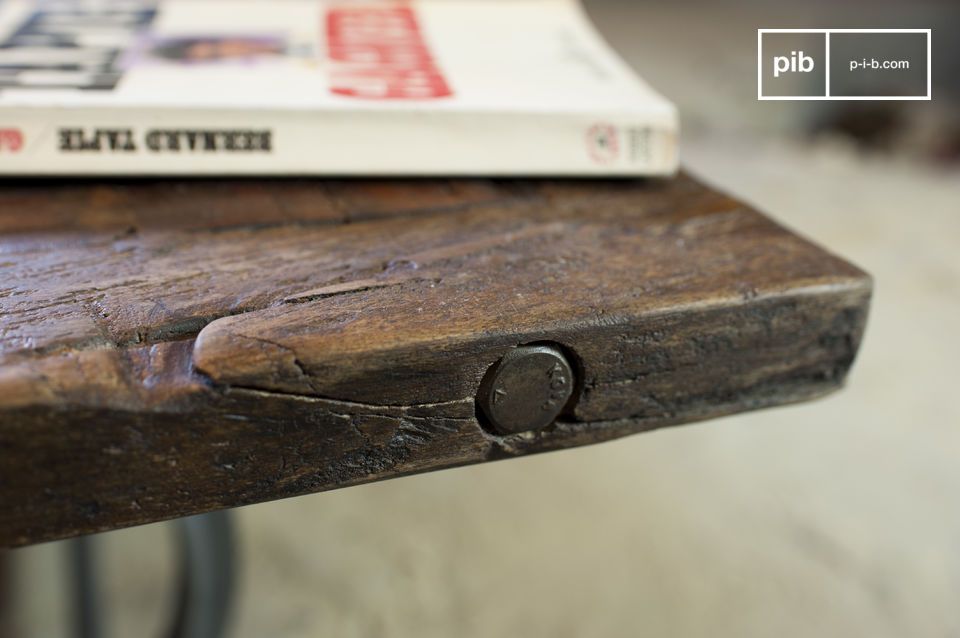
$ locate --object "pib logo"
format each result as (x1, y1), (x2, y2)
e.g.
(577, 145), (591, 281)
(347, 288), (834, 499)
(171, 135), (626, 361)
(773, 50), (815, 77)
(759, 31), (827, 98)
(0, 128), (23, 152)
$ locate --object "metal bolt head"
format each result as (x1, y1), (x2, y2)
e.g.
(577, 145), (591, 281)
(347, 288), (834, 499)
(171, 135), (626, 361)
(477, 344), (576, 435)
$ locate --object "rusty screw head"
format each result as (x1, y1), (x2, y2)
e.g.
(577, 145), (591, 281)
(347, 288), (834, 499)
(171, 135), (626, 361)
(477, 344), (576, 435)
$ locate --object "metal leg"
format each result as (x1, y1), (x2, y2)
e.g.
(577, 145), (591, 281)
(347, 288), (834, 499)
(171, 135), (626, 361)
(66, 510), (236, 638)
(167, 510), (236, 638)
(69, 535), (103, 638)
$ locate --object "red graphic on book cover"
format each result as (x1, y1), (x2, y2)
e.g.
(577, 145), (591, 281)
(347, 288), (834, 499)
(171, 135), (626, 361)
(326, 4), (452, 99)
(587, 123), (619, 164)
(0, 129), (23, 152)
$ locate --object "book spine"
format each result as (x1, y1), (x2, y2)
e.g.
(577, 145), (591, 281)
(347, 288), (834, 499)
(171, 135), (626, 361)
(0, 107), (677, 176)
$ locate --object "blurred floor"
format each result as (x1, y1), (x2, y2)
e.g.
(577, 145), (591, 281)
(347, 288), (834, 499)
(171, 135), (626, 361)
(9, 2), (960, 636)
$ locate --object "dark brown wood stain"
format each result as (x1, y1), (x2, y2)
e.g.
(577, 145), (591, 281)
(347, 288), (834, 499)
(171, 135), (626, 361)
(0, 173), (872, 547)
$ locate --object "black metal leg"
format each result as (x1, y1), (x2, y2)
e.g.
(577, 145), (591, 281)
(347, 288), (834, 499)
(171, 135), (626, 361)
(167, 510), (236, 638)
(69, 535), (103, 638)
(66, 510), (236, 638)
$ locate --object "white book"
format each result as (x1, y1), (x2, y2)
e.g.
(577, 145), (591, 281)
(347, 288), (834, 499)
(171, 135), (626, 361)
(0, 0), (678, 176)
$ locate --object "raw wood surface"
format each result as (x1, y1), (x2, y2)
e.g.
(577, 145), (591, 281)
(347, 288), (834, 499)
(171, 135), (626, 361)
(0, 173), (871, 547)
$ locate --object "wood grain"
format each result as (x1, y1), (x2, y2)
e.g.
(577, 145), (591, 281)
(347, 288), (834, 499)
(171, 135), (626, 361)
(0, 173), (871, 547)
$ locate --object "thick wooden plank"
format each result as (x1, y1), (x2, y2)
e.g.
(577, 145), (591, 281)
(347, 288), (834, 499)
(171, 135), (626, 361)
(0, 174), (871, 547)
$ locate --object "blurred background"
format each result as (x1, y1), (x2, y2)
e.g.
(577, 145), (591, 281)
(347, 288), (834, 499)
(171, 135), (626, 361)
(5, 0), (960, 636)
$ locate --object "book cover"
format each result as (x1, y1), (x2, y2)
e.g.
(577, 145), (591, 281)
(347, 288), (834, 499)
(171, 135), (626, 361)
(0, 0), (678, 176)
